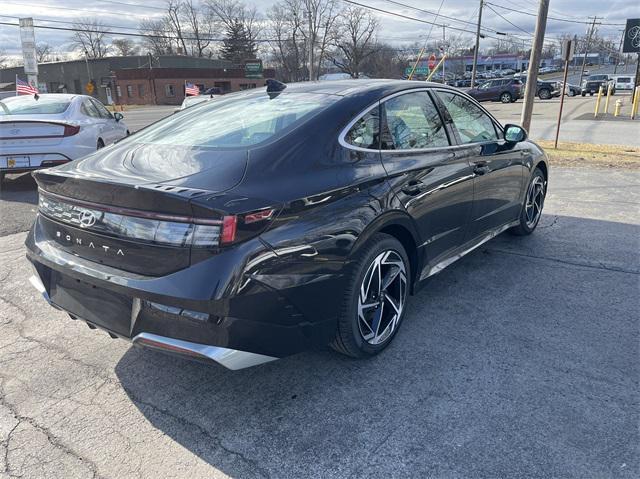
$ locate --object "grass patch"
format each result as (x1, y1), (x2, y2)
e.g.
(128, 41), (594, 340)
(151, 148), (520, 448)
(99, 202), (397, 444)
(536, 140), (640, 169)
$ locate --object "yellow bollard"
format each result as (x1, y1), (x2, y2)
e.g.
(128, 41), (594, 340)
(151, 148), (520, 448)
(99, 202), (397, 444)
(594, 86), (603, 117)
(614, 99), (622, 116)
(604, 83), (612, 115)
(632, 86), (640, 120)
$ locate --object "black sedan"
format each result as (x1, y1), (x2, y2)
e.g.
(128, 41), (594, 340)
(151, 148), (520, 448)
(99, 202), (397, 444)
(26, 80), (549, 369)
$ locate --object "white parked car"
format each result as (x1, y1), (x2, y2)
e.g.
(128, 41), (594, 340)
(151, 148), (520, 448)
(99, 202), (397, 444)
(0, 94), (128, 181)
(614, 76), (635, 91)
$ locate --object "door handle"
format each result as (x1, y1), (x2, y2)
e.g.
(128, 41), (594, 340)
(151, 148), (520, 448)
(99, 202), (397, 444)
(473, 161), (490, 176)
(401, 180), (425, 196)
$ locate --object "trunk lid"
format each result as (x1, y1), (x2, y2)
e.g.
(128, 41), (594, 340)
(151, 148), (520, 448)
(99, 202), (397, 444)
(33, 141), (249, 275)
(0, 119), (71, 147)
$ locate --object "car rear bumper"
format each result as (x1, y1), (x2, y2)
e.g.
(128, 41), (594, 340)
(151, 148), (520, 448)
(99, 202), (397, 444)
(25, 216), (342, 368)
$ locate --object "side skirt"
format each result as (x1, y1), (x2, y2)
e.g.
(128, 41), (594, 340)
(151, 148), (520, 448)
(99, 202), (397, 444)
(419, 220), (520, 281)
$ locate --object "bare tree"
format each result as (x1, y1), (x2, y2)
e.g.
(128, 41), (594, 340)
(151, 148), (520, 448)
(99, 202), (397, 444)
(360, 43), (404, 78)
(35, 42), (53, 62)
(71, 18), (110, 58)
(166, 0), (189, 55)
(301, 0), (340, 80)
(139, 18), (174, 55)
(329, 6), (378, 78)
(267, 0), (307, 81)
(111, 38), (139, 56)
(0, 48), (7, 68)
(181, 0), (215, 57)
(206, 0), (262, 48)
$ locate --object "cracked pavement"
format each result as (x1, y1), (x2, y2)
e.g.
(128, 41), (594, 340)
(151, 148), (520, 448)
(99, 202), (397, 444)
(0, 167), (638, 478)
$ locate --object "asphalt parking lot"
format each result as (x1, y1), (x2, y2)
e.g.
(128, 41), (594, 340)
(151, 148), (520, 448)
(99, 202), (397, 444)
(1, 166), (638, 478)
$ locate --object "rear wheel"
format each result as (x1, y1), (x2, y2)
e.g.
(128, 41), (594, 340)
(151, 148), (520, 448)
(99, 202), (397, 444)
(569, 90), (576, 97)
(500, 92), (512, 103)
(97, 139), (105, 150)
(331, 233), (410, 358)
(538, 88), (551, 100)
(510, 168), (546, 236)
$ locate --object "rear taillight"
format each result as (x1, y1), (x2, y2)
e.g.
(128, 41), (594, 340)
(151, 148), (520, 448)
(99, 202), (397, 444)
(63, 125), (80, 137)
(219, 209), (276, 245)
(220, 215), (238, 245)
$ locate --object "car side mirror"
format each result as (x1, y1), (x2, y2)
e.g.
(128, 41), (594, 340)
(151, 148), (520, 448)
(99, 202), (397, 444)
(114, 112), (124, 122)
(504, 124), (527, 143)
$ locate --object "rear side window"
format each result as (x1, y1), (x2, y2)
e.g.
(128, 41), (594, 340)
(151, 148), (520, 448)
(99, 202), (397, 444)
(381, 91), (449, 150)
(81, 99), (100, 118)
(345, 107), (379, 150)
(437, 91), (498, 144)
(132, 92), (338, 148)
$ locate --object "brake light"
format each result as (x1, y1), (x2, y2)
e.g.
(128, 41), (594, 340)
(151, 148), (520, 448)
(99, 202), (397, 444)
(244, 208), (275, 224)
(63, 124), (81, 137)
(220, 215), (237, 244)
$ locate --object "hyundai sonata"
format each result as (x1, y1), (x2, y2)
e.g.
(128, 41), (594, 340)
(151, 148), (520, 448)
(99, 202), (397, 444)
(26, 80), (548, 369)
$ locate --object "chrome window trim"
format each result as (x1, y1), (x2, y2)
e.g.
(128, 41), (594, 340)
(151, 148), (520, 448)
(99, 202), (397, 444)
(338, 86), (506, 155)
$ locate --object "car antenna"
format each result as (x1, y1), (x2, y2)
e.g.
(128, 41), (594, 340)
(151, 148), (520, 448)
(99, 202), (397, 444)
(266, 79), (286, 99)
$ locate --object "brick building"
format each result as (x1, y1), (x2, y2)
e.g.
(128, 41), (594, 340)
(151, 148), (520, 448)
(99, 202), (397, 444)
(0, 55), (274, 105)
(114, 66), (275, 106)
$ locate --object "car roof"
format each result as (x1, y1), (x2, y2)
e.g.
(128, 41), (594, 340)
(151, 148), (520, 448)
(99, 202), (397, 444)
(275, 79), (458, 97)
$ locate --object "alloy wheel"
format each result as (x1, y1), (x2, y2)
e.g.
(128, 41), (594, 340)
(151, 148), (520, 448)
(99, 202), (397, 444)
(525, 176), (545, 228)
(357, 250), (407, 345)
(500, 93), (511, 103)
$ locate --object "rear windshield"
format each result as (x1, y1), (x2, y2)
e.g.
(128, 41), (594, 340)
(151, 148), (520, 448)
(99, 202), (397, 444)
(588, 75), (608, 81)
(616, 77), (631, 82)
(133, 91), (338, 148)
(0, 96), (71, 115)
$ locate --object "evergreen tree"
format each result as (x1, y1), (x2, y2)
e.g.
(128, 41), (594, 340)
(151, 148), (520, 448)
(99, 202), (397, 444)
(220, 20), (257, 64)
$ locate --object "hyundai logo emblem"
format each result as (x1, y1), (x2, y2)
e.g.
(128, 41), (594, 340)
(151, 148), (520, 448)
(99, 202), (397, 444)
(79, 210), (97, 228)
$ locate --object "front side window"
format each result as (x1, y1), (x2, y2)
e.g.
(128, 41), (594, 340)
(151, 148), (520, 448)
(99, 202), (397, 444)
(437, 91), (498, 144)
(344, 107), (379, 150)
(381, 91), (449, 150)
(131, 91), (338, 148)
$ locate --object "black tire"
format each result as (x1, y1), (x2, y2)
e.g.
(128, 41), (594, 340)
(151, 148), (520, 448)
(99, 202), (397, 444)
(510, 168), (546, 236)
(500, 92), (512, 103)
(569, 90), (576, 97)
(538, 88), (551, 100)
(589, 92), (594, 96)
(581, 92), (586, 97)
(97, 139), (105, 150)
(330, 233), (411, 358)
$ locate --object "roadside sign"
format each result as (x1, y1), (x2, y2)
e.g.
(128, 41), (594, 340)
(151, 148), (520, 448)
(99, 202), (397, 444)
(561, 39), (575, 61)
(428, 54), (437, 69)
(622, 18), (640, 53)
(405, 66), (429, 76)
(85, 82), (94, 94)
(245, 61), (263, 79)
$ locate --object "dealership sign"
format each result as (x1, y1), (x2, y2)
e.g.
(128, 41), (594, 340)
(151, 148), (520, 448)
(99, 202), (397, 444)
(622, 18), (640, 53)
(19, 18), (38, 75)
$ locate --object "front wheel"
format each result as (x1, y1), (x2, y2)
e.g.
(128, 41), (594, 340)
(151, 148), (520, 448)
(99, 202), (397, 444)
(510, 168), (546, 236)
(569, 90), (576, 97)
(538, 88), (551, 100)
(330, 233), (410, 358)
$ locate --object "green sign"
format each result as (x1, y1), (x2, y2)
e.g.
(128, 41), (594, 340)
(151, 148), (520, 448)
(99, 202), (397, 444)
(245, 62), (263, 78)
(405, 66), (430, 76)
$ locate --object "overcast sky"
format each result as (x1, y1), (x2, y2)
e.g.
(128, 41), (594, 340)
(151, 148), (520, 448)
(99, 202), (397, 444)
(0, 0), (638, 59)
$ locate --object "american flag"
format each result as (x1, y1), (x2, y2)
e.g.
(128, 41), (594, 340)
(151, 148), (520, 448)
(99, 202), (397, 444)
(16, 76), (39, 95)
(185, 82), (200, 96)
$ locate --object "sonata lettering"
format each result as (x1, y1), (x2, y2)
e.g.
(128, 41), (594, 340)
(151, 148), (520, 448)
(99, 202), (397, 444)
(55, 231), (125, 257)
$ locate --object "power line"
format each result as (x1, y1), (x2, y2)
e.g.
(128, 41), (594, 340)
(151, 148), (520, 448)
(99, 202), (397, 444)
(485, 2), (625, 26)
(1, 0), (156, 19)
(484, 4), (532, 36)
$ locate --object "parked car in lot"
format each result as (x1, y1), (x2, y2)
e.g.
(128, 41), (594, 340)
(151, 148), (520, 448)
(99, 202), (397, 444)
(26, 80), (549, 369)
(466, 78), (523, 103)
(613, 76), (635, 90)
(581, 74), (615, 96)
(559, 81), (581, 97)
(519, 78), (561, 99)
(0, 94), (128, 182)
(451, 79), (480, 88)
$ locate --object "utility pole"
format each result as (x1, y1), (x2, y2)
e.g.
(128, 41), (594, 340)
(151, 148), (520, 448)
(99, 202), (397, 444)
(579, 16), (597, 87)
(470, 0), (483, 87)
(613, 29), (624, 75)
(442, 24), (446, 82)
(520, 0), (549, 132)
